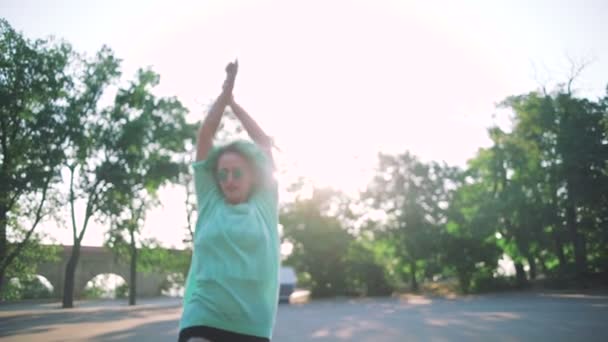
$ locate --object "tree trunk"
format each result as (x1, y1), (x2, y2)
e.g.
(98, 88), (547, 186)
(62, 245), (80, 308)
(565, 198), (587, 277)
(129, 229), (137, 306)
(515, 262), (527, 288)
(526, 254), (537, 281)
(553, 230), (567, 274)
(516, 235), (536, 280)
(550, 169), (567, 274)
(0, 205), (7, 296)
(457, 270), (471, 294)
(0, 270), (5, 298)
(538, 254), (548, 276)
(410, 260), (418, 292)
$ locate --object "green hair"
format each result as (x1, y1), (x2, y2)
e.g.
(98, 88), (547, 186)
(205, 139), (272, 190)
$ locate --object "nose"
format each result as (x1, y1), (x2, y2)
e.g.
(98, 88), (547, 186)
(224, 177), (238, 188)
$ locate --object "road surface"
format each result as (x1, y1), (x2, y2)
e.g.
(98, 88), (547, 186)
(1, 292), (607, 341)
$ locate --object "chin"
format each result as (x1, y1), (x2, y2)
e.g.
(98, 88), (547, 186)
(227, 196), (245, 205)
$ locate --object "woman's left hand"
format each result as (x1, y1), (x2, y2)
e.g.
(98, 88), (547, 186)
(222, 59), (239, 96)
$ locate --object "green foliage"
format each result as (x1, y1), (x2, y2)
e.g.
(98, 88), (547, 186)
(3, 238), (60, 280)
(282, 84), (607, 298)
(137, 242), (192, 276)
(82, 274), (126, 299)
(440, 168), (502, 293)
(345, 238), (393, 296)
(281, 188), (353, 297)
(23, 278), (52, 299)
(0, 18), (193, 303)
(0, 278), (22, 301)
(160, 272), (187, 296)
(1, 240), (60, 300)
(281, 188), (395, 297)
(0, 18), (72, 294)
(97, 66), (195, 305)
(470, 274), (517, 293)
(51, 31), (124, 307)
(115, 283), (129, 299)
(363, 153), (455, 291)
(496, 89), (607, 278)
(1, 275), (53, 301)
(81, 284), (104, 299)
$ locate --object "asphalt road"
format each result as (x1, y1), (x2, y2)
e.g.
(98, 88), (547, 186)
(1, 292), (607, 341)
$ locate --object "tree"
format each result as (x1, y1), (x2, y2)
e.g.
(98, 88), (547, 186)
(441, 152), (502, 292)
(60, 47), (122, 308)
(344, 235), (393, 296)
(500, 86), (608, 279)
(364, 153), (450, 291)
(0, 19), (72, 294)
(281, 188), (353, 296)
(0, 241), (60, 301)
(483, 127), (544, 286)
(101, 69), (194, 305)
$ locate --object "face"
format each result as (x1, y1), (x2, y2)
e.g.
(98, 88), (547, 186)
(217, 152), (255, 204)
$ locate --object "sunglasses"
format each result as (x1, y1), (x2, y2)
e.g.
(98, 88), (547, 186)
(217, 168), (244, 183)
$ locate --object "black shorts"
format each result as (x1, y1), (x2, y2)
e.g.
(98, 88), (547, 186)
(178, 325), (270, 342)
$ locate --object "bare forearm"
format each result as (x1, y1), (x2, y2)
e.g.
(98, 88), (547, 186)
(230, 100), (271, 148)
(196, 93), (229, 161)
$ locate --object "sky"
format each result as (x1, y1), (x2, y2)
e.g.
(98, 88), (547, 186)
(2, 0), (608, 249)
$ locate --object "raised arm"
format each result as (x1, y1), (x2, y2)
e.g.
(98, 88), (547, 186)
(195, 62), (237, 161)
(229, 99), (272, 150)
(229, 98), (275, 167)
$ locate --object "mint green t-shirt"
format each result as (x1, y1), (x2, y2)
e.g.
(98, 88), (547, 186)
(179, 142), (280, 339)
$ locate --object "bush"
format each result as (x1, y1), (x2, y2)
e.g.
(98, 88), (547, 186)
(20, 276), (52, 299)
(345, 241), (393, 296)
(1, 278), (23, 301)
(1, 276), (52, 300)
(347, 261), (393, 296)
(81, 285), (104, 299)
(116, 283), (129, 299)
(471, 273), (517, 293)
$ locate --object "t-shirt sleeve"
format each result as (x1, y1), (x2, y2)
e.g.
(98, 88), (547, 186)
(192, 157), (221, 215)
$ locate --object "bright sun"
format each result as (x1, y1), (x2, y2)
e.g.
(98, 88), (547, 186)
(275, 140), (376, 196)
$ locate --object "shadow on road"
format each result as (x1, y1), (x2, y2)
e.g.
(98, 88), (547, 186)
(273, 292), (608, 342)
(0, 299), (181, 339)
(1, 293), (608, 341)
(92, 318), (179, 342)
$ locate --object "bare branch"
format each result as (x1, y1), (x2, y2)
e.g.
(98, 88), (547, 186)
(529, 60), (552, 96)
(6, 188), (23, 214)
(565, 53), (595, 95)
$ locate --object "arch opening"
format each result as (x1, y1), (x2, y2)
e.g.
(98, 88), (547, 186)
(2, 275), (54, 300)
(83, 273), (127, 299)
(161, 272), (185, 297)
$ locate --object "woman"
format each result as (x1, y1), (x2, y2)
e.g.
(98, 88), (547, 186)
(179, 61), (280, 342)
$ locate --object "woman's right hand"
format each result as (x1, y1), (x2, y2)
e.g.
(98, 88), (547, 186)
(222, 60), (239, 97)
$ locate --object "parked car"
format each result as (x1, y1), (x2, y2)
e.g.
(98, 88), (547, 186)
(279, 266), (297, 303)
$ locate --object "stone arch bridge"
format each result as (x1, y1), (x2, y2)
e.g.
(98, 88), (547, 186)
(37, 245), (186, 299)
